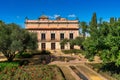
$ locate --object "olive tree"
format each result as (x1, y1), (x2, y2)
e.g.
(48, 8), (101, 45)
(0, 21), (37, 62)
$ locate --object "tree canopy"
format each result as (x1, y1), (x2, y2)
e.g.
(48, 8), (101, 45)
(0, 21), (38, 61)
(83, 13), (120, 66)
(60, 38), (69, 46)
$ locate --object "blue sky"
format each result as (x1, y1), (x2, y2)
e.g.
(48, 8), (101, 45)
(0, 0), (120, 28)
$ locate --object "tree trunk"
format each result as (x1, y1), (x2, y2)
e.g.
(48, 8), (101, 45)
(7, 57), (14, 62)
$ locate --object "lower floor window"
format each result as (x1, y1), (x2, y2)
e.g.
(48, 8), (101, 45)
(61, 45), (65, 49)
(51, 43), (55, 50)
(41, 43), (46, 50)
(40, 43), (75, 50)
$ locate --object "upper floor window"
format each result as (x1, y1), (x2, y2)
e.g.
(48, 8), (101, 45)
(69, 33), (73, 39)
(60, 33), (64, 40)
(41, 33), (46, 40)
(51, 33), (55, 40)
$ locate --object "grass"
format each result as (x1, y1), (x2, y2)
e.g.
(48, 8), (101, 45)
(0, 61), (19, 72)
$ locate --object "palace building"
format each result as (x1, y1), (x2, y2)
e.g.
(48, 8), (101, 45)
(25, 15), (79, 50)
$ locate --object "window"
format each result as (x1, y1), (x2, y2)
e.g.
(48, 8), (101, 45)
(51, 43), (55, 50)
(61, 45), (65, 49)
(60, 33), (64, 40)
(51, 33), (55, 40)
(41, 33), (45, 40)
(41, 43), (46, 50)
(69, 33), (73, 39)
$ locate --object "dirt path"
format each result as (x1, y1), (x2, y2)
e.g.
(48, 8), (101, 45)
(76, 64), (107, 80)
(59, 65), (80, 80)
(49, 61), (107, 80)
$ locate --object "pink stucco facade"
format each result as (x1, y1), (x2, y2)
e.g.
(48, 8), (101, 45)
(25, 15), (79, 50)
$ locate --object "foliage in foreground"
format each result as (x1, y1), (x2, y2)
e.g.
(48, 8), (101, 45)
(83, 13), (120, 66)
(0, 21), (38, 62)
(86, 63), (120, 80)
(0, 61), (19, 72)
(15, 52), (33, 58)
(0, 64), (64, 80)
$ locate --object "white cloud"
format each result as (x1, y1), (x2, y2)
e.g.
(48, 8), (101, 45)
(54, 14), (60, 18)
(68, 14), (76, 18)
(48, 14), (60, 19)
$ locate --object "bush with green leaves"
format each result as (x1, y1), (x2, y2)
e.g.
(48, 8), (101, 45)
(16, 52), (32, 58)
(40, 50), (51, 55)
(62, 49), (83, 54)
(0, 62), (19, 72)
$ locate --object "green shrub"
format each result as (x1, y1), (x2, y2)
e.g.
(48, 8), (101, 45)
(30, 50), (51, 55)
(40, 50), (51, 55)
(62, 49), (83, 54)
(21, 52), (32, 58)
(0, 62), (19, 71)
(19, 60), (30, 66)
(30, 50), (41, 55)
(15, 52), (32, 58)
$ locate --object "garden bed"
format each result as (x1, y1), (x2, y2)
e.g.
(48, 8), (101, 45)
(0, 62), (65, 80)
